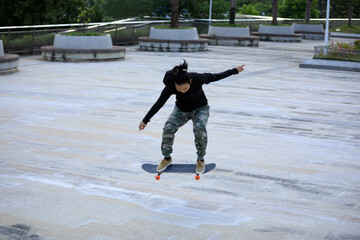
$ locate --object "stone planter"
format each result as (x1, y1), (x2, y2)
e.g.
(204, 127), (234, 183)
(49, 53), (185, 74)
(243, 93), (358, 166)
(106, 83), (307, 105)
(252, 25), (302, 42)
(0, 40), (3, 58)
(293, 23), (325, 40)
(200, 25), (259, 47)
(0, 40), (19, 75)
(139, 27), (208, 52)
(41, 34), (126, 62)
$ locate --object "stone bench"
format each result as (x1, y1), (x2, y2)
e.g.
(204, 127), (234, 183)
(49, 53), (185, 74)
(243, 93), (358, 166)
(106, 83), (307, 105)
(139, 27), (209, 52)
(199, 26), (259, 47)
(41, 46), (126, 62)
(293, 23), (325, 40)
(0, 40), (19, 75)
(199, 34), (259, 47)
(252, 25), (302, 42)
(41, 34), (126, 62)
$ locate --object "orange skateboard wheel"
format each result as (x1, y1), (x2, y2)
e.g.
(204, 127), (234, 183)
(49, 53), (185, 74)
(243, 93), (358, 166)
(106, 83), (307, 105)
(155, 175), (160, 180)
(195, 175), (200, 180)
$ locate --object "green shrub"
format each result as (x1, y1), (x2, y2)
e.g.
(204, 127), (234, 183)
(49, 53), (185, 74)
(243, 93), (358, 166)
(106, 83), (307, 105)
(239, 4), (259, 15)
(61, 32), (106, 36)
(153, 25), (194, 29)
(355, 40), (360, 50)
(212, 23), (247, 28)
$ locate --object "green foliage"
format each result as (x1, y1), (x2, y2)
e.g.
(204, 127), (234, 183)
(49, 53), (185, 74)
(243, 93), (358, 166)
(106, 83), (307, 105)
(141, 0), (230, 19)
(261, 23), (292, 26)
(279, 0), (319, 19)
(153, 25), (194, 29)
(325, 0), (360, 18)
(0, 0), (104, 26)
(212, 23), (247, 27)
(315, 41), (360, 62)
(104, 0), (146, 19)
(329, 25), (360, 34)
(253, 2), (273, 16)
(355, 40), (360, 50)
(239, 4), (260, 15)
(61, 32), (106, 36)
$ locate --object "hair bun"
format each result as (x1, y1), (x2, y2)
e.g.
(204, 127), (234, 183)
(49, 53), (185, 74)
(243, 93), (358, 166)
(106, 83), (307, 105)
(173, 59), (188, 72)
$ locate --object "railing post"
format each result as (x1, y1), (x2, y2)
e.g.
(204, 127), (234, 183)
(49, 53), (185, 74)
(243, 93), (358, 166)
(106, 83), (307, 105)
(131, 24), (135, 44)
(6, 29), (10, 53)
(115, 24), (118, 45)
(31, 28), (35, 54)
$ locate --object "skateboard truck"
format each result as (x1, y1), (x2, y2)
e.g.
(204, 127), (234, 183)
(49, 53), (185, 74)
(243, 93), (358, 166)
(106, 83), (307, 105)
(155, 172), (200, 180)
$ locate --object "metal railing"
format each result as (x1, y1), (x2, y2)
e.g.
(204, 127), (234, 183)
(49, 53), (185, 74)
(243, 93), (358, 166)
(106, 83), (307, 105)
(1, 17), (359, 55)
(314, 45), (360, 62)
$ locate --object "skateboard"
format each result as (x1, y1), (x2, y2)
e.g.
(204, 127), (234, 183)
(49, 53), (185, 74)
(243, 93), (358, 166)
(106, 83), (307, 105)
(141, 163), (216, 180)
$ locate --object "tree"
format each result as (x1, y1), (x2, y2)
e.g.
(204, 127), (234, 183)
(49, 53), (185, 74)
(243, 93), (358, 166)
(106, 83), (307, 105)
(171, 0), (179, 28)
(229, 0), (236, 24)
(279, 0), (319, 19)
(0, 0), (103, 26)
(272, 0), (278, 25)
(103, 0), (146, 19)
(348, 0), (353, 26)
(305, 0), (313, 23)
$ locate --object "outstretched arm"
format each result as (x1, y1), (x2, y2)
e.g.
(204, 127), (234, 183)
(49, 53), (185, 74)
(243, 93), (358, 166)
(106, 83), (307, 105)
(196, 65), (245, 84)
(139, 87), (172, 131)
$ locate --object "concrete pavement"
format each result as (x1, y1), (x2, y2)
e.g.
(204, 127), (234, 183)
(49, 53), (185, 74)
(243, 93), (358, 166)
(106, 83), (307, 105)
(0, 38), (359, 240)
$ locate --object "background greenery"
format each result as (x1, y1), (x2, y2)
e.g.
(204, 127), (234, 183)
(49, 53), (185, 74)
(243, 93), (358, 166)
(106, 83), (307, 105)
(0, 0), (359, 26)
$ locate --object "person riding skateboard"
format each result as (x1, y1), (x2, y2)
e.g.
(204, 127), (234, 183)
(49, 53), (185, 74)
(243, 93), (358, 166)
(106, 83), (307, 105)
(139, 60), (245, 174)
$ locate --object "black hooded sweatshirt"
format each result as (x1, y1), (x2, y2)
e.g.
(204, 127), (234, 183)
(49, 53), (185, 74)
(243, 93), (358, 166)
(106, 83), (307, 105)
(142, 68), (239, 124)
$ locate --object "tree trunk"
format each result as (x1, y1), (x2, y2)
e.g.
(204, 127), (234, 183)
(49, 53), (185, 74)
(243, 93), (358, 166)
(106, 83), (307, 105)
(171, 0), (179, 28)
(305, 0), (312, 23)
(229, 0), (236, 24)
(272, 0), (278, 25)
(348, 0), (353, 26)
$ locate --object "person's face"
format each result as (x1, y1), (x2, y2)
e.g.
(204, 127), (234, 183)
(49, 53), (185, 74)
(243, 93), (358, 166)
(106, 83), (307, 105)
(175, 80), (191, 93)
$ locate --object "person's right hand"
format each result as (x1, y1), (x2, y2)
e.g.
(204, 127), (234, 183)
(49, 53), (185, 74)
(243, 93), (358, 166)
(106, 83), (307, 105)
(236, 65), (245, 73)
(139, 121), (147, 131)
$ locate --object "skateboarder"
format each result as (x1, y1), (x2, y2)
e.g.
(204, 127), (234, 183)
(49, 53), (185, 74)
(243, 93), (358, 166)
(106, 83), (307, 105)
(139, 60), (245, 174)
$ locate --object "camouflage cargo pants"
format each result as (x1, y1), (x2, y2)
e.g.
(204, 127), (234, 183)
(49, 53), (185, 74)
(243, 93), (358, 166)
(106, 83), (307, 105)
(162, 105), (210, 160)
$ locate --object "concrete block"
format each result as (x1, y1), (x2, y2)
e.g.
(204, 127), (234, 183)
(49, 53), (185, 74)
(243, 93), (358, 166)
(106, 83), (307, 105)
(54, 34), (113, 50)
(0, 40), (4, 57)
(259, 25), (295, 35)
(0, 54), (19, 75)
(208, 26), (250, 38)
(149, 27), (199, 40)
(299, 59), (360, 72)
(293, 23), (324, 33)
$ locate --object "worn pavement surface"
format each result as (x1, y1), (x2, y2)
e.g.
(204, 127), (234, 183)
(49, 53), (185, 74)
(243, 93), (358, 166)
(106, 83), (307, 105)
(0, 38), (359, 240)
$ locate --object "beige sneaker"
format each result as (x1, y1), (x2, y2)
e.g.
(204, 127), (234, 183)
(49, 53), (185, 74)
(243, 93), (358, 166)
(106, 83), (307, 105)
(157, 157), (172, 172)
(196, 160), (205, 174)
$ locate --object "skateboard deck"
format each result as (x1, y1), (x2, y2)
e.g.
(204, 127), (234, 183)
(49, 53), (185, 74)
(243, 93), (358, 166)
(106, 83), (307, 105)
(142, 163), (216, 180)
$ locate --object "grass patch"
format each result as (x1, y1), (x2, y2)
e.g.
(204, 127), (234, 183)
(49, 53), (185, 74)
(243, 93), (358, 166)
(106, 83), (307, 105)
(212, 23), (247, 28)
(61, 31), (106, 36)
(295, 22), (323, 25)
(329, 25), (360, 34)
(262, 24), (292, 27)
(153, 25), (194, 29)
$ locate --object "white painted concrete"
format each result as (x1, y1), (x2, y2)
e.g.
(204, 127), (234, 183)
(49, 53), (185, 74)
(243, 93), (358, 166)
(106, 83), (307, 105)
(208, 26), (250, 37)
(294, 23), (324, 33)
(0, 40), (4, 57)
(259, 25), (295, 35)
(149, 27), (200, 40)
(54, 34), (113, 50)
(0, 38), (359, 240)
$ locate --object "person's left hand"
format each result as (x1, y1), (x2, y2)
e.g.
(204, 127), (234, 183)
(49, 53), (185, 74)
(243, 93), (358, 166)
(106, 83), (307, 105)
(236, 65), (245, 73)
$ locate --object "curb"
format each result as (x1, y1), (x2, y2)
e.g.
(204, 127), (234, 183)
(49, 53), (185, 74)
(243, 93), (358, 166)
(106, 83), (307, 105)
(299, 59), (360, 72)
